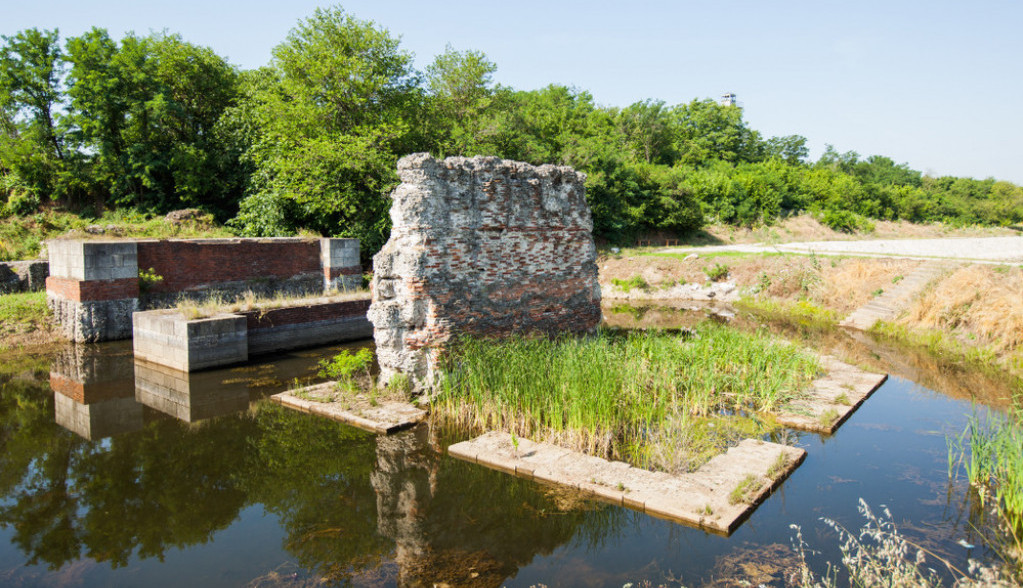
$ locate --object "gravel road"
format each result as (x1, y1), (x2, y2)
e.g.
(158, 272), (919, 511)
(666, 236), (1023, 263)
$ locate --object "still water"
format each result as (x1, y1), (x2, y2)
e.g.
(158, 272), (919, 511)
(0, 310), (1015, 587)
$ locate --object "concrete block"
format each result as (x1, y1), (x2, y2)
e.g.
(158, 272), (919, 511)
(82, 241), (138, 281)
(132, 310), (247, 371)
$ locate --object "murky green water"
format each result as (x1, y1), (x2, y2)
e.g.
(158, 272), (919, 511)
(0, 310), (1016, 586)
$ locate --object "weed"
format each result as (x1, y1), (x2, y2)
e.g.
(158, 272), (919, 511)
(387, 372), (414, 395)
(950, 409), (1023, 579)
(702, 504), (714, 516)
(293, 387), (333, 403)
(788, 499), (1012, 586)
(871, 288), (885, 297)
(892, 274), (905, 284)
(138, 267), (163, 293)
(704, 263), (730, 282)
(433, 324), (819, 474)
(766, 452), (789, 479)
(835, 392), (851, 406)
(319, 348), (374, 393)
(0, 291), (51, 340)
(819, 408), (840, 428)
(611, 275), (649, 292)
(729, 474), (762, 505)
(758, 271), (772, 292)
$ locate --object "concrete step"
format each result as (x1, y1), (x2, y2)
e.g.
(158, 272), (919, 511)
(840, 260), (957, 331)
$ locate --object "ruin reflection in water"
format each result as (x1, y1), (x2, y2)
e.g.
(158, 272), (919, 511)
(0, 319), (1016, 585)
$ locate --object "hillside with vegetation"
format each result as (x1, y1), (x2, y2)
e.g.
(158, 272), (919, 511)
(3, 6), (1023, 261)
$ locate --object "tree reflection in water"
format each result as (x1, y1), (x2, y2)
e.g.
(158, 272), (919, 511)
(0, 350), (626, 586)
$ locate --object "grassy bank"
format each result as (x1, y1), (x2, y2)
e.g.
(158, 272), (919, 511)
(601, 250), (1023, 384)
(0, 291), (60, 351)
(432, 324), (819, 474)
(0, 208), (234, 261)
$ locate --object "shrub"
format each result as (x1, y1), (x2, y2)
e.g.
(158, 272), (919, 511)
(318, 348), (374, 392)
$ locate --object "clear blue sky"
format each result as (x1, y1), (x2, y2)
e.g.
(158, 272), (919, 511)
(6, 0), (1022, 183)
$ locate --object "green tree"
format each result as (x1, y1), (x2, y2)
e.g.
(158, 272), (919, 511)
(424, 44), (497, 155)
(0, 28), (72, 206)
(65, 29), (242, 215)
(616, 100), (674, 165)
(764, 134), (809, 164)
(232, 7), (423, 256)
(669, 99), (762, 166)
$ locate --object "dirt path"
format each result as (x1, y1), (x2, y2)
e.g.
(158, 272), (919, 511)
(664, 236), (1023, 263)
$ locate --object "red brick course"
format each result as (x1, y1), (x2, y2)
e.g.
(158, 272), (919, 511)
(241, 299), (371, 329)
(46, 276), (140, 302)
(137, 240), (322, 293)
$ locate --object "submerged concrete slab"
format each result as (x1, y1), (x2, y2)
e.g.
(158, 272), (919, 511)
(271, 382), (427, 434)
(448, 432), (805, 535)
(775, 355), (887, 434)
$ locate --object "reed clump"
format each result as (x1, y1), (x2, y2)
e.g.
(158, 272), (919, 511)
(433, 323), (820, 474)
(951, 408), (1023, 579)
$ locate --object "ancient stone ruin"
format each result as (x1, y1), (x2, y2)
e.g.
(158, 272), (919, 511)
(368, 153), (602, 390)
(46, 237), (361, 342)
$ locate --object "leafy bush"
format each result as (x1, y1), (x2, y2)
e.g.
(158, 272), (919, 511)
(704, 263), (729, 282)
(318, 348), (374, 392)
(818, 208), (875, 233)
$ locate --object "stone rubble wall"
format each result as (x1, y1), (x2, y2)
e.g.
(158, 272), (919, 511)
(368, 153), (602, 390)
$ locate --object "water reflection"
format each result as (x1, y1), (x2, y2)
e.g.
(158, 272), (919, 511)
(134, 360), (251, 422)
(0, 322), (1016, 585)
(50, 342), (146, 440)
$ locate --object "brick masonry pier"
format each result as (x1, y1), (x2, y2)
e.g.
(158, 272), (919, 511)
(369, 154), (601, 390)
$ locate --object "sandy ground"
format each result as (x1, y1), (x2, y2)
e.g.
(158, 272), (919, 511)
(664, 236), (1023, 263)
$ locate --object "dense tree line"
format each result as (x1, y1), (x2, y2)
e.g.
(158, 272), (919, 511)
(3, 6), (1022, 255)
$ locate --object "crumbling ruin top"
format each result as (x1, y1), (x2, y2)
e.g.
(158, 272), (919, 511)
(368, 154), (602, 390)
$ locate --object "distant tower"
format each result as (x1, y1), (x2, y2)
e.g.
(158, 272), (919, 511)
(720, 92), (737, 107)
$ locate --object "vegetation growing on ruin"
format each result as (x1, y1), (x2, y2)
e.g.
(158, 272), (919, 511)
(432, 324), (819, 474)
(174, 288), (370, 321)
(3, 7), (1023, 261)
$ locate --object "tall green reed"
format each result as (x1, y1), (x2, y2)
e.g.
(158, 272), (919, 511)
(950, 406), (1023, 579)
(434, 323), (820, 473)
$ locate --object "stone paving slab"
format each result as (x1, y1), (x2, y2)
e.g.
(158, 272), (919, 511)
(271, 382), (427, 434)
(774, 355), (887, 434)
(448, 432), (805, 535)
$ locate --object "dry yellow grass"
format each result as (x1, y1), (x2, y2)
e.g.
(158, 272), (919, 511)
(817, 258), (922, 314)
(903, 266), (1023, 353)
(696, 214), (1015, 246)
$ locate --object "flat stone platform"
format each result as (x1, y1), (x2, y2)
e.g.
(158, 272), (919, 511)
(271, 382), (427, 434)
(448, 432), (805, 535)
(775, 355), (887, 434)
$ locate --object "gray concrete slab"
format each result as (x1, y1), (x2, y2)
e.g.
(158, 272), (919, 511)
(448, 432), (805, 535)
(272, 383), (427, 434)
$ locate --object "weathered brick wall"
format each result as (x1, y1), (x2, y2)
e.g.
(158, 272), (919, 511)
(136, 238), (322, 294)
(243, 299), (371, 329)
(368, 153), (602, 390)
